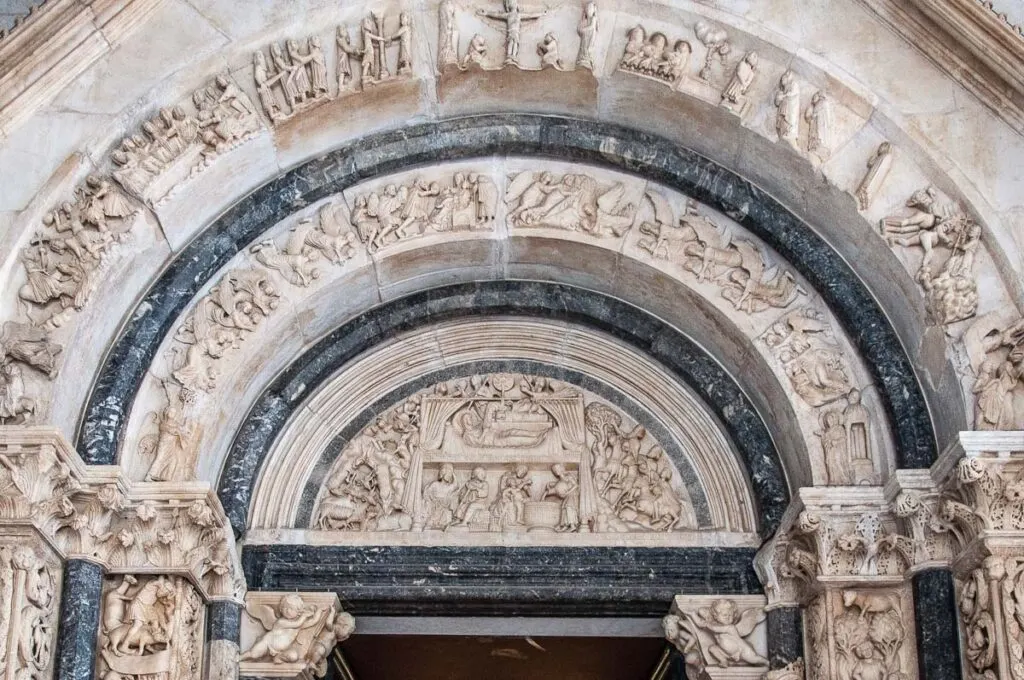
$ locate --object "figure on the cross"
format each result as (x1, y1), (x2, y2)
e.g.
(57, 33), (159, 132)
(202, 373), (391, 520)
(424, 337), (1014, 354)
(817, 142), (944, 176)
(477, 0), (547, 65)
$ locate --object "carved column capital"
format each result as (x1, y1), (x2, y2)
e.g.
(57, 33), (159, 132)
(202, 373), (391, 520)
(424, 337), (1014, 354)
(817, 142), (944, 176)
(0, 426), (245, 602)
(662, 594), (768, 679)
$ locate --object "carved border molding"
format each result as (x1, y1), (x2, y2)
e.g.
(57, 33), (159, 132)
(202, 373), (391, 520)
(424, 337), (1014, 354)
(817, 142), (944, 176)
(856, 0), (1024, 134)
(0, 0), (165, 137)
(0, 426), (244, 602)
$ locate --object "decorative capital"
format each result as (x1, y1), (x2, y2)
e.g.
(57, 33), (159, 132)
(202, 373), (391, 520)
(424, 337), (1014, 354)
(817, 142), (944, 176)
(0, 426), (244, 601)
(662, 594), (768, 679)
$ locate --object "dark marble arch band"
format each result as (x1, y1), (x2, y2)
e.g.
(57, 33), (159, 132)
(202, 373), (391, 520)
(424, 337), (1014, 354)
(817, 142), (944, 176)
(78, 114), (935, 489)
(294, 358), (718, 530)
(219, 281), (788, 538)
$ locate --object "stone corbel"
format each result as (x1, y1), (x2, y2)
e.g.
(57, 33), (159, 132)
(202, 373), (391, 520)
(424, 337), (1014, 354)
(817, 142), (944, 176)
(662, 594), (768, 679)
(239, 592), (355, 680)
(0, 426), (245, 602)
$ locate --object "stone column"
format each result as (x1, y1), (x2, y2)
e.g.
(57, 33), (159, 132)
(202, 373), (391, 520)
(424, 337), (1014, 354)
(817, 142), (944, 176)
(206, 601), (242, 680)
(912, 568), (963, 680)
(53, 560), (104, 680)
(766, 606), (804, 670)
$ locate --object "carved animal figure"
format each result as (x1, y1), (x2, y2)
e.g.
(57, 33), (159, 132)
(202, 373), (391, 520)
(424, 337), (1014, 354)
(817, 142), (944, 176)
(842, 591), (900, 620)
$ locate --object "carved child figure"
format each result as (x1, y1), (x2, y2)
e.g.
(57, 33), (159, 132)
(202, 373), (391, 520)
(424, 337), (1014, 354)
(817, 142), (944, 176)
(692, 599), (767, 667)
(240, 594), (323, 664)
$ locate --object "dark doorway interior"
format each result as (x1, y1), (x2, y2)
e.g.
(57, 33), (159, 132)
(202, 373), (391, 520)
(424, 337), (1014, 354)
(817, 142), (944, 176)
(338, 634), (668, 680)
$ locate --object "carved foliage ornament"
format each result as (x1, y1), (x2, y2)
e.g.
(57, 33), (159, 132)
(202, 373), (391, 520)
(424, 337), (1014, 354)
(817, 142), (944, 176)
(97, 575), (204, 680)
(0, 543), (59, 680)
(0, 441), (242, 600)
(313, 373), (696, 535)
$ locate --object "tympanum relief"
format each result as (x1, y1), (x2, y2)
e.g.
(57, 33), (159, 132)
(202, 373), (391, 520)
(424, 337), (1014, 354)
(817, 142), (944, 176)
(313, 373), (698, 537)
(439, 0), (599, 74)
(0, 542), (59, 680)
(239, 593), (354, 679)
(111, 75), (261, 206)
(97, 575), (203, 680)
(880, 185), (981, 325)
(255, 12), (414, 125)
(662, 595), (768, 679)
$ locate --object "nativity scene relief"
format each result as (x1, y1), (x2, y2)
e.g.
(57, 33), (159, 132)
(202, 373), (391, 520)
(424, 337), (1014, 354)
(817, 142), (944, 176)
(313, 373), (698, 538)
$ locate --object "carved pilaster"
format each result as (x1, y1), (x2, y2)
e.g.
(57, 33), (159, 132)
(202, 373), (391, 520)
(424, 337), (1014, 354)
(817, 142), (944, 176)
(238, 592), (355, 680)
(0, 530), (61, 680)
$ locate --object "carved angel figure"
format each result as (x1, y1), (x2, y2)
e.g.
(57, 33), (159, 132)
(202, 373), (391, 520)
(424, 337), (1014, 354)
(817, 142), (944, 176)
(240, 594), (325, 664)
(689, 599), (767, 667)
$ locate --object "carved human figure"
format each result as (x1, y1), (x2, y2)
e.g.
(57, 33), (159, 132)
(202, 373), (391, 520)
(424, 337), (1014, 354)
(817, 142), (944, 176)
(477, 0), (546, 65)
(438, 0), (459, 68)
(0, 361), (34, 423)
(721, 51), (758, 106)
(422, 463), (459, 529)
(461, 34), (488, 69)
(307, 38), (329, 97)
(576, 2), (598, 70)
(490, 464), (533, 530)
(543, 463), (580, 531)
(620, 26), (645, 70)
(818, 409), (852, 485)
(306, 607), (356, 677)
(240, 594), (323, 663)
(270, 43), (299, 110)
(843, 388), (874, 483)
(774, 70), (800, 149)
(359, 17), (385, 83)
(805, 91), (833, 161)
(391, 13), (413, 76)
(337, 28), (361, 90)
(537, 33), (562, 69)
(454, 466), (490, 526)
(660, 40), (691, 88)
(855, 142), (893, 210)
(141, 391), (196, 483)
(690, 599), (767, 667)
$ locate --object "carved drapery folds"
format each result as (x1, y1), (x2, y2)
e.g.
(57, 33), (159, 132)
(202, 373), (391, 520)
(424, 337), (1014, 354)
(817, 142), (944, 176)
(662, 595), (768, 679)
(239, 592), (354, 679)
(96, 575), (204, 680)
(312, 372), (697, 536)
(0, 428), (244, 602)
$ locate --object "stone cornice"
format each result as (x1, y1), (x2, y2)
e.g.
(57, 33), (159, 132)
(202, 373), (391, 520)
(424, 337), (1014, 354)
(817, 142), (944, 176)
(857, 0), (1024, 134)
(0, 0), (165, 137)
(0, 426), (244, 602)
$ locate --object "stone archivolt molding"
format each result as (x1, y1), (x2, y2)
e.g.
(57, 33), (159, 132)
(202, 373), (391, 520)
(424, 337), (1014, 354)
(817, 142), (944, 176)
(0, 6), (1017, 457)
(0, 427), (244, 603)
(248, 317), (760, 541)
(117, 160), (888, 498)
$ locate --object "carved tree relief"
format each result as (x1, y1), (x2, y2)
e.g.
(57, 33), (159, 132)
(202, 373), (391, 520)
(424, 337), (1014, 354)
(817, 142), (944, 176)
(313, 373), (697, 535)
